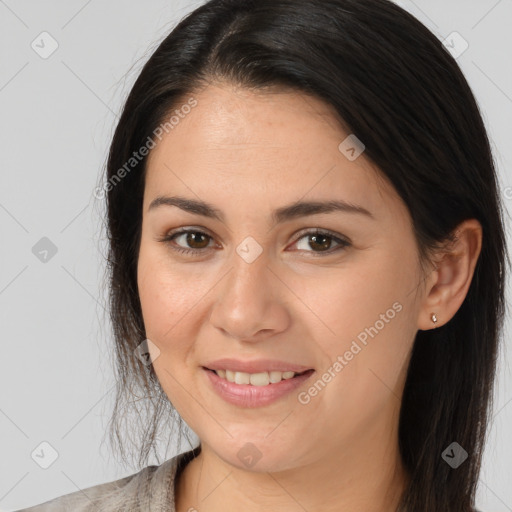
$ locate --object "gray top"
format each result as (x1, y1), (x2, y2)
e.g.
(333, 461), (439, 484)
(14, 448), (200, 512)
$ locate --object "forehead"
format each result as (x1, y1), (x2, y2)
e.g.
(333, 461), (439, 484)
(150, 83), (349, 158)
(143, 83), (402, 221)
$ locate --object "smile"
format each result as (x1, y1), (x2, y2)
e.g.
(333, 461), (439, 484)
(203, 367), (315, 408)
(209, 368), (308, 386)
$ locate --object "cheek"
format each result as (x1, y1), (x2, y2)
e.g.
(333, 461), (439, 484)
(136, 242), (226, 387)
(297, 247), (417, 407)
(138, 282), (202, 368)
(137, 236), (200, 329)
(137, 250), (204, 419)
(137, 243), (195, 351)
(295, 251), (413, 350)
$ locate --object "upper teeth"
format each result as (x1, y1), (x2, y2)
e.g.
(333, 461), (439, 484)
(214, 369), (298, 386)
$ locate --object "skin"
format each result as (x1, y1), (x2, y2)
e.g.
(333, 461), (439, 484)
(137, 82), (482, 512)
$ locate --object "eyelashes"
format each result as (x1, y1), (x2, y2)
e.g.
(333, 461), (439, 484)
(158, 227), (351, 257)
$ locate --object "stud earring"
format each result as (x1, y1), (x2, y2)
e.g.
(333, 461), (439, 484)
(431, 313), (438, 325)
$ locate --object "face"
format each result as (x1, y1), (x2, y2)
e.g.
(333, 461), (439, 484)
(137, 83), (426, 472)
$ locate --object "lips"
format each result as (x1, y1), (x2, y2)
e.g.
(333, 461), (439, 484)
(202, 357), (314, 374)
(204, 366), (315, 407)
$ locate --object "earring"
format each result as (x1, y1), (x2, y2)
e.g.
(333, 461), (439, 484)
(431, 313), (438, 325)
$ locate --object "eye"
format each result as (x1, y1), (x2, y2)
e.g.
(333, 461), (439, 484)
(158, 227), (351, 256)
(291, 229), (351, 256)
(159, 228), (216, 255)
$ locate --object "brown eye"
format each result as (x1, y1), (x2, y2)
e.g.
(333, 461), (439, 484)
(160, 228), (350, 257)
(306, 233), (333, 251)
(160, 229), (214, 255)
(293, 230), (351, 255)
(179, 231), (211, 249)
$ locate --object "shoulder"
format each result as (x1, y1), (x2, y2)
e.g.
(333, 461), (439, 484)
(13, 448), (199, 512)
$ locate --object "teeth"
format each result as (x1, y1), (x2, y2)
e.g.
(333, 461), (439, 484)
(250, 372), (269, 386)
(214, 369), (298, 385)
(235, 372), (250, 385)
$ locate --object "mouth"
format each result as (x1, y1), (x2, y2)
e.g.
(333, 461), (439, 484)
(202, 367), (314, 386)
(202, 366), (315, 408)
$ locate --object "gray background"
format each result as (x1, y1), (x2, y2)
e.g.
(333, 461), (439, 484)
(0, 1), (511, 510)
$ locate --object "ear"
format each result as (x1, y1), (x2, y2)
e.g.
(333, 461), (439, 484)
(417, 219), (482, 331)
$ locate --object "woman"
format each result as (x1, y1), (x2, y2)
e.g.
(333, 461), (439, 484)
(17, 0), (508, 510)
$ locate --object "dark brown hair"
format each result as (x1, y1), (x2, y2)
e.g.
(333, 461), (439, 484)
(99, 1), (508, 510)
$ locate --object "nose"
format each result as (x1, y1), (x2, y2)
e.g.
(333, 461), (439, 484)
(208, 245), (290, 342)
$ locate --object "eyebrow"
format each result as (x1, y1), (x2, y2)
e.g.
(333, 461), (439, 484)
(148, 195), (374, 224)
